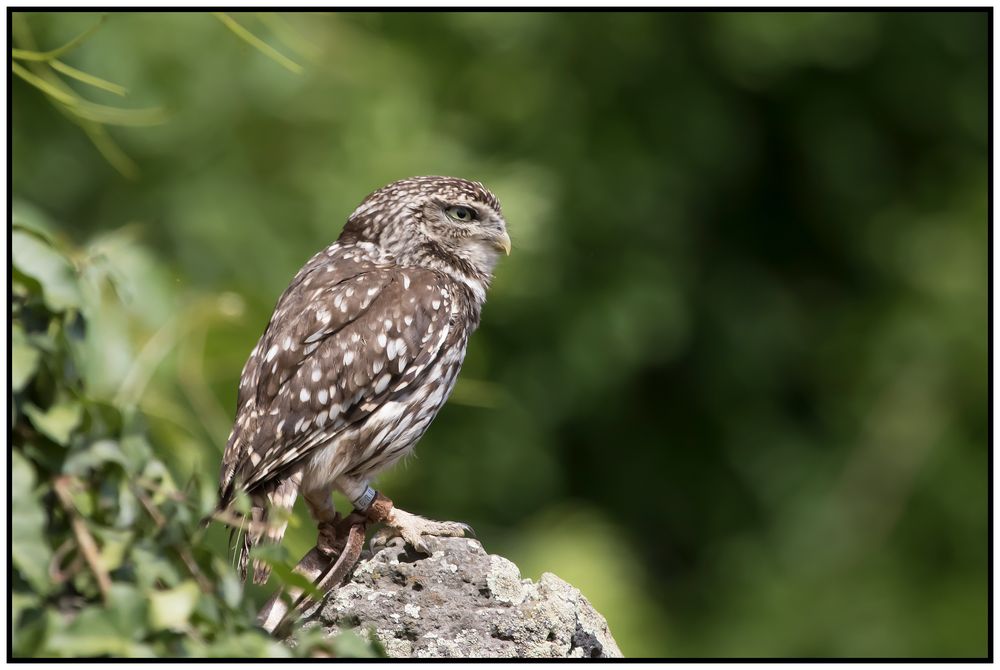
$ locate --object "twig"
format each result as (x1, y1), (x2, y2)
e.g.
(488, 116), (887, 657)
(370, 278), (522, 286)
(51, 59), (127, 96)
(132, 483), (167, 528)
(134, 474), (187, 502)
(11, 15), (106, 61)
(129, 482), (212, 593)
(208, 508), (273, 535)
(257, 516), (367, 636)
(49, 537), (83, 585)
(177, 546), (213, 594)
(213, 12), (302, 73)
(53, 476), (112, 604)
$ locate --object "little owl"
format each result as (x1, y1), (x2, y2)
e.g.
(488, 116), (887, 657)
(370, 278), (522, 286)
(216, 176), (510, 583)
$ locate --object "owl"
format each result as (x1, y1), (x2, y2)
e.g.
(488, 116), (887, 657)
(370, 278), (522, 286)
(216, 176), (510, 583)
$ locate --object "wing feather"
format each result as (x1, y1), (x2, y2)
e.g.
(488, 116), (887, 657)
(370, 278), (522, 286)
(219, 246), (454, 503)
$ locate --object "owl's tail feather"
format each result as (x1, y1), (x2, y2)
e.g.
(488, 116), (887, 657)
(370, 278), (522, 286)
(229, 474), (302, 585)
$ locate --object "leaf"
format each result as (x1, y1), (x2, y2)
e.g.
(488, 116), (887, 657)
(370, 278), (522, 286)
(131, 544), (182, 590)
(105, 583), (149, 640)
(114, 479), (140, 528)
(92, 527), (133, 573)
(266, 565), (325, 603)
(330, 629), (384, 658)
(11, 591), (38, 629)
(63, 439), (128, 476)
(120, 433), (154, 472)
(12, 230), (82, 311)
(12, 338), (40, 392)
(213, 558), (243, 608)
(46, 605), (151, 657)
(13, 606), (59, 658)
(247, 541), (288, 564)
(24, 400), (83, 446)
(193, 631), (292, 658)
(67, 483), (95, 517)
(19, 440), (66, 477)
(11, 452), (52, 595)
(11, 199), (57, 237)
(148, 580), (200, 631)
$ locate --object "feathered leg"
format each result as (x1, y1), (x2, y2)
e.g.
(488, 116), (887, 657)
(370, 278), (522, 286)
(302, 483), (342, 557)
(239, 471), (303, 584)
(257, 484), (368, 636)
(335, 479), (472, 556)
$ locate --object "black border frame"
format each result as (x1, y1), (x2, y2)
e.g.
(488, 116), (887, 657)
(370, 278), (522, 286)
(6, 6), (993, 663)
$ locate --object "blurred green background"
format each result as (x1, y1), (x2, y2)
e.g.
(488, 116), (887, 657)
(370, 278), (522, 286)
(12, 11), (988, 657)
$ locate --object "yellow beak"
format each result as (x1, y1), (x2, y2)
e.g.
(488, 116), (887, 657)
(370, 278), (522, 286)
(494, 230), (512, 256)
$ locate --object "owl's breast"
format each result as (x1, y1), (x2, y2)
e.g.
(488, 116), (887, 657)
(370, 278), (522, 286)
(346, 333), (470, 477)
(300, 327), (471, 491)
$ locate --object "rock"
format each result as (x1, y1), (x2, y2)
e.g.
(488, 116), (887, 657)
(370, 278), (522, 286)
(299, 536), (622, 658)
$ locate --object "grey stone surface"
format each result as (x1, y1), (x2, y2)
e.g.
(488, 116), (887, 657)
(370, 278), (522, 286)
(300, 536), (623, 658)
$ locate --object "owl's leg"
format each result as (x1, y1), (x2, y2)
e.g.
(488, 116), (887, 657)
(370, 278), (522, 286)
(340, 481), (472, 555)
(258, 497), (366, 636)
(302, 485), (341, 557)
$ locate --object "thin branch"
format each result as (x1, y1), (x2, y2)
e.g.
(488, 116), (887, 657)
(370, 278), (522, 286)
(12, 61), (78, 106)
(177, 546), (213, 594)
(71, 101), (167, 127)
(79, 121), (139, 179)
(132, 483), (167, 528)
(13, 60), (161, 127)
(11, 13), (149, 178)
(214, 12), (302, 74)
(51, 59), (127, 96)
(10, 15), (106, 62)
(53, 477), (112, 604)
(49, 537), (83, 586)
(255, 12), (319, 59)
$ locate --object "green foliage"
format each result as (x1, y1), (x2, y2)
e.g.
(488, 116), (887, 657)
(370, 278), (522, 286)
(10, 224), (373, 658)
(10, 14), (166, 178)
(10, 12), (301, 177)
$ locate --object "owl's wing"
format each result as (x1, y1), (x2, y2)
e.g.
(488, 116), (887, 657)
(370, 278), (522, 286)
(219, 248), (454, 504)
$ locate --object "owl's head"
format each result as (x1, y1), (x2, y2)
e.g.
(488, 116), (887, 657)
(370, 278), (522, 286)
(343, 176), (510, 285)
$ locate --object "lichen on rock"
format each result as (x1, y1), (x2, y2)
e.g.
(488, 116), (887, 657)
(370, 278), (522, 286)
(300, 536), (622, 658)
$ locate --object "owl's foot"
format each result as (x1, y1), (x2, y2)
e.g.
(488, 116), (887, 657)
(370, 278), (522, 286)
(315, 518), (342, 558)
(369, 506), (474, 555)
(257, 512), (367, 636)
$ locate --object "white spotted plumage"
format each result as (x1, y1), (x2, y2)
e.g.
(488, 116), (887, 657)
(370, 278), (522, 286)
(217, 176), (509, 584)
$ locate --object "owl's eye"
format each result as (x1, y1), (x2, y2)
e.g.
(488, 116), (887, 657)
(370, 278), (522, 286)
(445, 206), (476, 222)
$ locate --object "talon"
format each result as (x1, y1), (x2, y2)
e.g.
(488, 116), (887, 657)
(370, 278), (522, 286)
(316, 519), (341, 558)
(369, 532), (388, 553)
(369, 506), (477, 557)
(369, 529), (405, 554)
